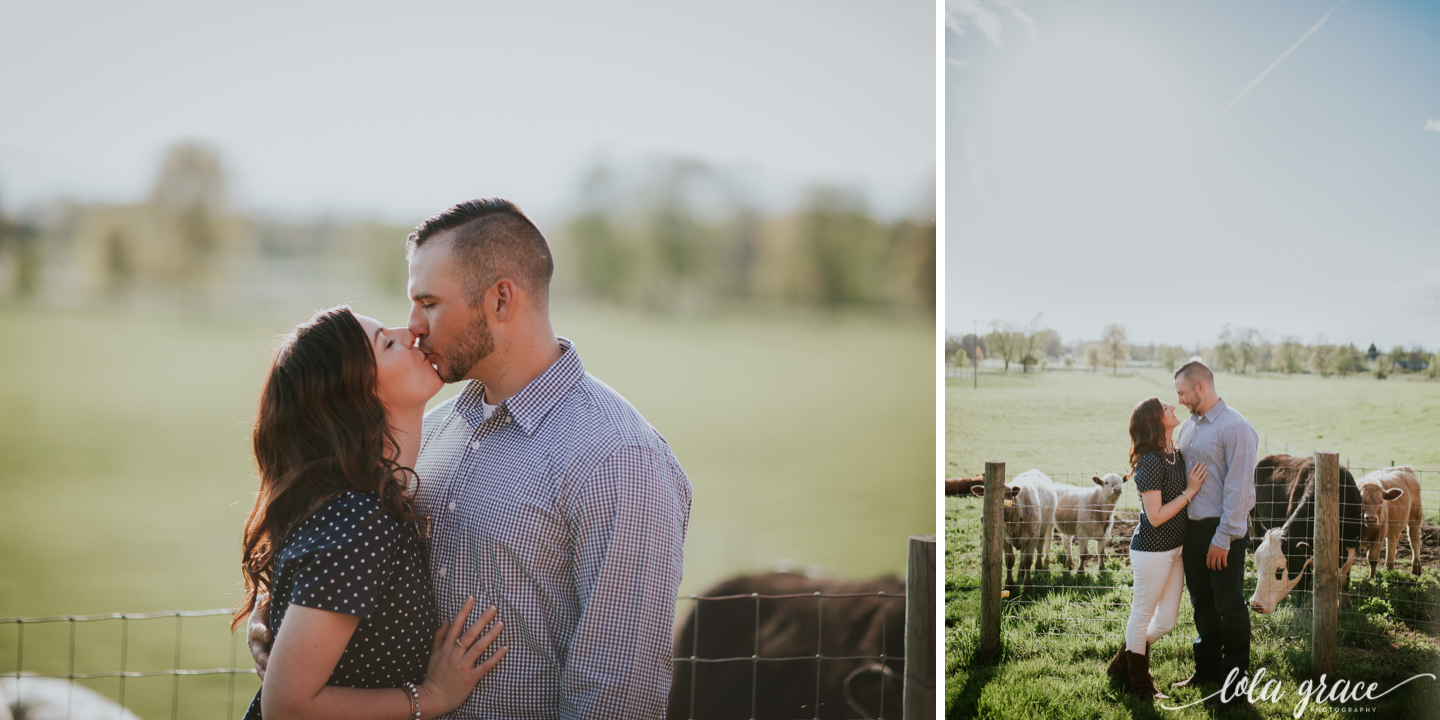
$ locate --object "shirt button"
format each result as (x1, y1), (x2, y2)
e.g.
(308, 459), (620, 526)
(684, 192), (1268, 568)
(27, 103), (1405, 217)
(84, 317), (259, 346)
(437, 567), (447, 578)
(447, 501), (456, 511)
(470, 441), (479, 450)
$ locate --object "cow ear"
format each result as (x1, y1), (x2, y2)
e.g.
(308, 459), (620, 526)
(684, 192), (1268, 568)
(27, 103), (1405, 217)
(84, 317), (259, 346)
(1384, 488), (1404, 501)
(970, 486), (985, 497)
(1007, 486), (1022, 499)
(1093, 476), (1104, 486)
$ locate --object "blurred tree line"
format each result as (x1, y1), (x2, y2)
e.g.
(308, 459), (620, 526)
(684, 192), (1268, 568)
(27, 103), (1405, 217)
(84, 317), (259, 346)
(1, 146), (933, 316)
(560, 158), (934, 313)
(946, 319), (1437, 380)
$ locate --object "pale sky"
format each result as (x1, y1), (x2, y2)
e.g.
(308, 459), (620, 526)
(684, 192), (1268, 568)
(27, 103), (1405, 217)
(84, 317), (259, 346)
(0, 0), (934, 224)
(946, 0), (1440, 349)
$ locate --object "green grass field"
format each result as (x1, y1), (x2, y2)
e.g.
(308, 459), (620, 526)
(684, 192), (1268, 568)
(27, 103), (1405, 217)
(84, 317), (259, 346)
(946, 369), (1440, 719)
(0, 302), (933, 719)
(948, 369), (1440, 503)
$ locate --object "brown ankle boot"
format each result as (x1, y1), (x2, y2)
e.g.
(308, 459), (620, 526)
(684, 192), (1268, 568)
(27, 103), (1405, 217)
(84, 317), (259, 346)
(1107, 644), (1129, 685)
(1126, 650), (1170, 700)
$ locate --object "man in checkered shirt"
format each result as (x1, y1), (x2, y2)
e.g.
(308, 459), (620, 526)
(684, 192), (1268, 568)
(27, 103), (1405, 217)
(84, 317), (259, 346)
(251, 198), (691, 719)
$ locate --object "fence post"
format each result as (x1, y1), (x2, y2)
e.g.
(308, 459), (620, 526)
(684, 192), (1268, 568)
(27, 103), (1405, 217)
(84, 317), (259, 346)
(978, 461), (1005, 663)
(903, 534), (936, 720)
(1313, 452), (1339, 676)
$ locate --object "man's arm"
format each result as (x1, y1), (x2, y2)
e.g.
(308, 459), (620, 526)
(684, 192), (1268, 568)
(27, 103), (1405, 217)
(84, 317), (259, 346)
(560, 443), (691, 720)
(1212, 422), (1259, 551)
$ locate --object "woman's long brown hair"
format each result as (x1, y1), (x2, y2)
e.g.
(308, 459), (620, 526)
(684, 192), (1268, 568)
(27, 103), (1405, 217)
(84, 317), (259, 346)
(232, 306), (418, 631)
(1128, 396), (1169, 470)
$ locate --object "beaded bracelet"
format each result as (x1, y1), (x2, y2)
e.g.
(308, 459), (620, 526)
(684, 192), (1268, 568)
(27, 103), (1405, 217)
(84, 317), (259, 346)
(401, 682), (421, 720)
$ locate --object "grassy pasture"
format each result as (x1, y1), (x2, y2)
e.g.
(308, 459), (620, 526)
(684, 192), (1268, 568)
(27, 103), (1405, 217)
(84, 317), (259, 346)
(948, 370), (1440, 505)
(0, 303), (932, 719)
(946, 370), (1440, 718)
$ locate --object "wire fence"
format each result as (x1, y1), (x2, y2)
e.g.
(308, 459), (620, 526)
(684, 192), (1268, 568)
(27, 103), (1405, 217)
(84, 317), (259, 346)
(1, 590), (909, 720)
(945, 465), (1440, 675)
(670, 589), (906, 719)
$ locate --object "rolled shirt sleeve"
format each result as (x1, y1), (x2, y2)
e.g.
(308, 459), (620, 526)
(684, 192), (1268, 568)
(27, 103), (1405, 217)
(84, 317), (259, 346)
(1212, 422), (1258, 550)
(561, 443), (691, 719)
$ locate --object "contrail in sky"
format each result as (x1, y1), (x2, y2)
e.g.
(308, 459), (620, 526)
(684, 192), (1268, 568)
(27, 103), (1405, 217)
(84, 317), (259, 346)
(1215, 0), (1347, 121)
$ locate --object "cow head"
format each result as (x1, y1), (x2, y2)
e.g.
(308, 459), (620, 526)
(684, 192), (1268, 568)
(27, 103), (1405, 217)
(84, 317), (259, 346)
(971, 484), (1023, 523)
(1091, 472), (1126, 501)
(1249, 528), (1313, 614)
(1356, 483), (1405, 529)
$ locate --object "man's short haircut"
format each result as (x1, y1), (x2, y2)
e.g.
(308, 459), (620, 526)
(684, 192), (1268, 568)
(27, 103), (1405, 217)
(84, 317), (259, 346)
(406, 198), (554, 307)
(1174, 360), (1214, 389)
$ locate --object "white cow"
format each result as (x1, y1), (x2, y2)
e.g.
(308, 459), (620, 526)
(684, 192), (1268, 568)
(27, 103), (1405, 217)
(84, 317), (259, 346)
(971, 469), (1059, 591)
(1052, 472), (1127, 573)
(0, 676), (144, 720)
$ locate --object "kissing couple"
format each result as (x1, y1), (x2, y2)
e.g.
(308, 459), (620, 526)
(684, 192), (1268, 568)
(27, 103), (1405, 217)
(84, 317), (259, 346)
(235, 199), (693, 719)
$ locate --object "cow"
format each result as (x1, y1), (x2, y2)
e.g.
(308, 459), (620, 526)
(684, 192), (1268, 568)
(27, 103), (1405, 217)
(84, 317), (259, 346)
(969, 469), (1059, 591)
(1051, 473), (1126, 574)
(1, 677), (143, 720)
(667, 572), (904, 720)
(1356, 466), (1424, 576)
(945, 475), (984, 496)
(1248, 454), (1365, 615)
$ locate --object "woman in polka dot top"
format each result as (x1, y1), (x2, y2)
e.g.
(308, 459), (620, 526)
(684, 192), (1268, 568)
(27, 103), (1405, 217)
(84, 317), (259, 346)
(1107, 397), (1205, 700)
(234, 306), (506, 720)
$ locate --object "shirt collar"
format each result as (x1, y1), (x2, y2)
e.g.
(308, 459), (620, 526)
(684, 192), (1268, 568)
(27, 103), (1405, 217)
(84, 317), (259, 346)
(452, 337), (584, 435)
(1199, 396), (1228, 424)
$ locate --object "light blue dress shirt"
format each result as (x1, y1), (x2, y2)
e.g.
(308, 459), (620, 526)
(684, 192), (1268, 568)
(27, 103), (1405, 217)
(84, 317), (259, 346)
(1176, 397), (1258, 551)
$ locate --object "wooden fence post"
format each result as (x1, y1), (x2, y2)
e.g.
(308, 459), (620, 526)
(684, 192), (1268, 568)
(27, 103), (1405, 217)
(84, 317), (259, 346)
(903, 534), (936, 720)
(1313, 451), (1339, 676)
(978, 461), (1005, 663)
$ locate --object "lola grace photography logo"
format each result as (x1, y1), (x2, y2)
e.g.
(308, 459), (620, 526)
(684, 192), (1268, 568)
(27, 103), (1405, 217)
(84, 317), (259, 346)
(1160, 668), (1437, 716)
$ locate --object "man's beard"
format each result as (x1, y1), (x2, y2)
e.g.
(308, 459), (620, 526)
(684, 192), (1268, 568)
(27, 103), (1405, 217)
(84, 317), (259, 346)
(428, 314), (495, 384)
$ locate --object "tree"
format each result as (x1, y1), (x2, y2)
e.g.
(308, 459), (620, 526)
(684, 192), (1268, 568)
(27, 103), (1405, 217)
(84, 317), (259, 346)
(1274, 336), (1305, 374)
(1389, 345), (1408, 373)
(1159, 345), (1186, 373)
(798, 186), (884, 308)
(0, 204), (41, 299)
(147, 141), (233, 306)
(1329, 344), (1361, 378)
(1235, 327), (1260, 374)
(985, 320), (1022, 372)
(567, 206), (636, 301)
(1084, 343), (1102, 373)
(1310, 336), (1335, 376)
(1014, 314), (1055, 374)
(958, 333), (986, 365)
(1408, 345), (1429, 372)
(1100, 324), (1129, 374)
(1217, 327), (1235, 371)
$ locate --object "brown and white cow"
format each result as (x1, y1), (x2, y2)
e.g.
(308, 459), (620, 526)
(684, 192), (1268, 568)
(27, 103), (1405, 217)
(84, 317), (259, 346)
(1248, 455), (1364, 615)
(1356, 466), (1424, 576)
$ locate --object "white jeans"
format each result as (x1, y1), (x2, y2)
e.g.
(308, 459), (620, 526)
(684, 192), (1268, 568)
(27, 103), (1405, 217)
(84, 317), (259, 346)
(1126, 545), (1186, 653)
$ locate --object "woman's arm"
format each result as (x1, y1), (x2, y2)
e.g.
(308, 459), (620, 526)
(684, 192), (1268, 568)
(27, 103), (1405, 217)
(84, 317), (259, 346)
(1140, 463), (1205, 527)
(261, 599), (504, 720)
(1140, 490), (1189, 527)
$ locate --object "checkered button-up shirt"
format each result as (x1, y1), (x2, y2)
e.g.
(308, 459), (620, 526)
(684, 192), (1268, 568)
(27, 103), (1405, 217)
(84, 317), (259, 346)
(415, 337), (691, 720)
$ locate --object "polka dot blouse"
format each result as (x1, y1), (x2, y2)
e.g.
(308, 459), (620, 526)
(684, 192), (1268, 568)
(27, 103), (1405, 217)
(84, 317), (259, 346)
(243, 490), (438, 719)
(1130, 450), (1189, 552)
